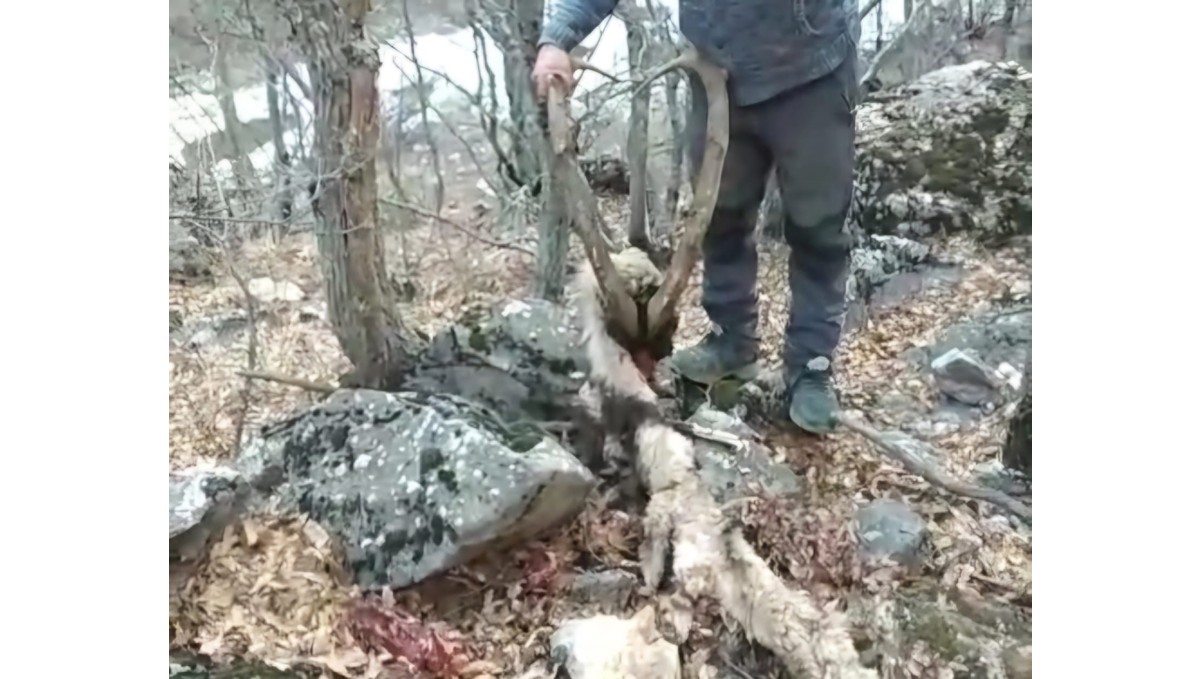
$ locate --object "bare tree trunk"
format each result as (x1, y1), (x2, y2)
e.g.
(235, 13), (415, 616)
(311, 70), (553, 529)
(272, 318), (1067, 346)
(481, 0), (568, 299)
(265, 56), (293, 232)
(478, 0), (546, 192)
(905, 0), (915, 20)
(293, 0), (417, 389)
(1002, 360), (1031, 476)
(213, 34), (256, 193)
(875, 0), (885, 52)
(534, 180), (569, 299)
(1002, 0), (1017, 27)
(644, 1), (683, 233)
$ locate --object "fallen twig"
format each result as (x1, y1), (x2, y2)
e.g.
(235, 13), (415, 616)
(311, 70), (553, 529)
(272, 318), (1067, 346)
(238, 370), (337, 394)
(836, 413), (1033, 523)
(670, 420), (748, 452)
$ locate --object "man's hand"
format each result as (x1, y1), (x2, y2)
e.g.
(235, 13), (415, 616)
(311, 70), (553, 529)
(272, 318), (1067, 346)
(531, 44), (575, 100)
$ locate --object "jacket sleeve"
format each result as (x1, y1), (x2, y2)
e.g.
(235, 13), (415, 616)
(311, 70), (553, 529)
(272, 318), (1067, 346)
(538, 0), (620, 52)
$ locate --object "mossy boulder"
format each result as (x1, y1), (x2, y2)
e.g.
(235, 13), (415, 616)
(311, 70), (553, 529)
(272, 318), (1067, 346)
(852, 61), (1032, 243)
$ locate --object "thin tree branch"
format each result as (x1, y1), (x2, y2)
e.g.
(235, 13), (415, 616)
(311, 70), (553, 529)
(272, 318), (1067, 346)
(860, 0), (883, 20)
(238, 370), (337, 394)
(170, 213), (313, 229)
(837, 413), (1033, 523)
(380, 198), (536, 256)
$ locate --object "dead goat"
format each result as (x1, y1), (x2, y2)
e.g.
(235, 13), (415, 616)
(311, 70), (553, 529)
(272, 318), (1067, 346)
(553, 48), (877, 678)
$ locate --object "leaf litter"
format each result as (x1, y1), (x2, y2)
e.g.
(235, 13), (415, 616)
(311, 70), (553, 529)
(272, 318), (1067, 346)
(170, 206), (1031, 676)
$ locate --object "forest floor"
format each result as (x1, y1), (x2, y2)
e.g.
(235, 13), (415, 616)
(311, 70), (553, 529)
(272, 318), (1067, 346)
(168, 191), (1032, 676)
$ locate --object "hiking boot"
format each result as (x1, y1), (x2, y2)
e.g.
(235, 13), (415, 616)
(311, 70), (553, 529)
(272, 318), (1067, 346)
(788, 356), (840, 434)
(669, 330), (759, 385)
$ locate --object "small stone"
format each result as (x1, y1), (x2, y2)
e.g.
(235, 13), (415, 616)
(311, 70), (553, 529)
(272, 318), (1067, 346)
(855, 499), (928, 570)
(931, 348), (1001, 406)
(247, 277), (305, 303)
(567, 570), (638, 612)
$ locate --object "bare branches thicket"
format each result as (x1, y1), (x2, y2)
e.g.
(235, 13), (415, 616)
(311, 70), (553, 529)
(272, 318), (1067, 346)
(475, 0), (572, 299)
(473, 0), (548, 192)
(400, 0), (446, 212)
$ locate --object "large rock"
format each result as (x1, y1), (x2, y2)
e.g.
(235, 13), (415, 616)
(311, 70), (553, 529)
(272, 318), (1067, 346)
(852, 61), (1032, 242)
(238, 389), (597, 589)
(405, 298), (588, 424)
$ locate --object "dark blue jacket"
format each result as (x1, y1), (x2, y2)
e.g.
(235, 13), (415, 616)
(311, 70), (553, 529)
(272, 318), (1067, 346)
(539, 0), (861, 106)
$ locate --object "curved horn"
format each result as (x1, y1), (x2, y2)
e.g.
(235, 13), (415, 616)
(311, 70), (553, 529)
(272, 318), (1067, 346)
(546, 78), (640, 340)
(643, 49), (729, 336)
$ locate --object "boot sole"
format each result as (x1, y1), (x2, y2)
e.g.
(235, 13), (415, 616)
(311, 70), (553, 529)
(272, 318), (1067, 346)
(677, 362), (760, 386)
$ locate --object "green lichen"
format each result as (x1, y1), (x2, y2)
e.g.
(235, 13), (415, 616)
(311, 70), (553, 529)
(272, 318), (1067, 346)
(709, 378), (744, 411)
(467, 326), (490, 352)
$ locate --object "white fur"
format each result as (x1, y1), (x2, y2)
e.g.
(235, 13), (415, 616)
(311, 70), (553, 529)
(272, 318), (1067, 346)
(571, 249), (877, 678)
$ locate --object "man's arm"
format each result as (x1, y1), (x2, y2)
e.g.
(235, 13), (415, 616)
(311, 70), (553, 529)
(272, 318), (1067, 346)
(539, 0), (620, 53)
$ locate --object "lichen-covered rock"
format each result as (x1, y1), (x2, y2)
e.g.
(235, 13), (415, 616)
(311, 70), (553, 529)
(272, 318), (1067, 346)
(849, 583), (1032, 676)
(405, 298), (588, 424)
(687, 404), (805, 505)
(845, 234), (935, 331)
(912, 305), (1032, 380)
(852, 61), (1032, 242)
(238, 389), (596, 589)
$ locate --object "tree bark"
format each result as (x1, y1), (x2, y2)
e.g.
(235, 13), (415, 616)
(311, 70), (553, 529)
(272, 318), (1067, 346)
(534, 180), (569, 300)
(213, 34), (256, 193)
(293, 0), (417, 389)
(1002, 0), (1018, 27)
(1002, 360), (1032, 476)
(479, 0), (546, 192)
(265, 56), (293, 231)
